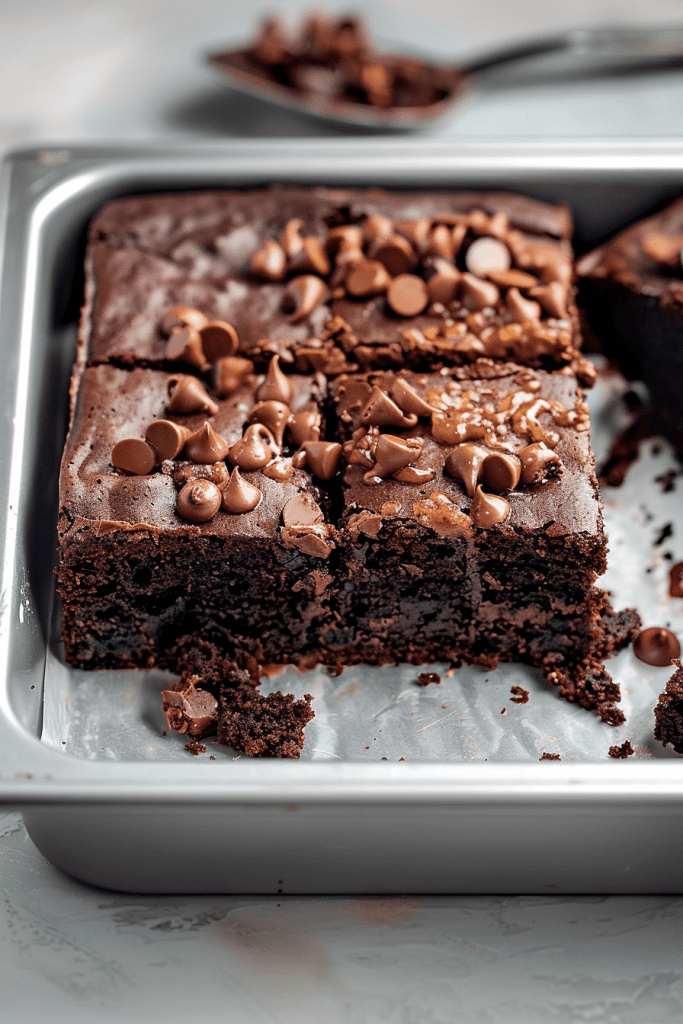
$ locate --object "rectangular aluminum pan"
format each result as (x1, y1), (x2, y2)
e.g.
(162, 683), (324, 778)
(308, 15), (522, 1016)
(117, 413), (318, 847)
(1, 140), (682, 893)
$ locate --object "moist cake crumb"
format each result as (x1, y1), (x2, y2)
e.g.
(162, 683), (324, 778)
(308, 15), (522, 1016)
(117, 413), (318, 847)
(416, 672), (441, 687)
(608, 740), (634, 759)
(510, 685), (529, 704)
(540, 752), (561, 760)
(654, 660), (683, 754)
(218, 685), (315, 758)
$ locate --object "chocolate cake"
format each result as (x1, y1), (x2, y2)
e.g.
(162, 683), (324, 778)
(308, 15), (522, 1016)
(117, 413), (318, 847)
(654, 661), (683, 754)
(57, 185), (639, 756)
(577, 196), (683, 454)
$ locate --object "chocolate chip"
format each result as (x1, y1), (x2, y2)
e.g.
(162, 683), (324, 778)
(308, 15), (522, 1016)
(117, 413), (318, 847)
(366, 434), (423, 482)
(288, 408), (321, 447)
(372, 235), (416, 277)
(444, 443), (489, 498)
(165, 325), (206, 368)
(412, 491), (472, 538)
(426, 224), (454, 261)
(297, 236), (331, 277)
(641, 232), (683, 268)
(480, 451), (521, 493)
(229, 423), (278, 470)
(256, 355), (294, 405)
(145, 420), (191, 462)
(250, 238), (287, 281)
(363, 214), (393, 244)
(669, 562), (683, 598)
(346, 259), (391, 297)
(176, 478), (222, 523)
(427, 268), (460, 305)
(161, 682), (218, 737)
(528, 281), (567, 319)
(464, 237), (511, 276)
(161, 305), (208, 334)
(326, 224), (364, 256)
(303, 441), (342, 480)
(221, 468), (262, 514)
(486, 268), (538, 289)
(470, 485), (510, 527)
(199, 321), (239, 363)
(213, 356), (254, 398)
(283, 275), (327, 321)
(460, 273), (500, 312)
(506, 288), (542, 324)
(633, 627), (681, 667)
(184, 422), (230, 464)
(111, 438), (157, 476)
(390, 378), (437, 418)
(518, 442), (563, 486)
(263, 458), (294, 482)
(280, 218), (305, 260)
(359, 385), (418, 429)
(282, 493), (324, 528)
(248, 400), (291, 447)
(167, 375), (219, 416)
(386, 274), (429, 317)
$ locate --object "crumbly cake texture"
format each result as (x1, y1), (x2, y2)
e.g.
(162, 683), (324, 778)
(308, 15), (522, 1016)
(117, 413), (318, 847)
(57, 186), (641, 756)
(577, 197), (683, 454)
(654, 660), (683, 754)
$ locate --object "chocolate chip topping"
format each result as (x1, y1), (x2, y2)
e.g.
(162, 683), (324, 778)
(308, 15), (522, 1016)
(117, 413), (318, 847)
(470, 485), (510, 527)
(172, 461), (229, 491)
(199, 321), (239, 362)
(145, 419), (191, 462)
(161, 305), (209, 334)
(528, 281), (567, 319)
(465, 236), (511, 276)
(184, 421), (230, 464)
(111, 437), (157, 476)
(283, 275), (327, 321)
(412, 491), (472, 538)
(426, 266), (460, 305)
(229, 423), (278, 470)
(165, 325), (206, 368)
(633, 627), (681, 667)
(444, 443), (489, 498)
(213, 356), (254, 398)
(221, 468), (262, 514)
(161, 680), (218, 737)
(387, 274), (429, 317)
(346, 259), (391, 297)
(257, 355), (294, 405)
(248, 400), (291, 447)
(372, 235), (416, 277)
(281, 493), (334, 558)
(641, 232), (683, 268)
(390, 378), (437, 418)
(176, 478), (222, 522)
(366, 434), (423, 483)
(282, 493), (324, 528)
(506, 288), (542, 324)
(460, 273), (500, 312)
(288, 408), (321, 447)
(303, 440), (342, 480)
(669, 562), (683, 599)
(518, 442), (563, 486)
(167, 375), (219, 415)
(250, 237), (287, 280)
(360, 385), (418, 429)
(480, 451), (521, 493)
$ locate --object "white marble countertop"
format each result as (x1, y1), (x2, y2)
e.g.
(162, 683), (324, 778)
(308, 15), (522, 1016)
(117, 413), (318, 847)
(3, 0), (683, 1019)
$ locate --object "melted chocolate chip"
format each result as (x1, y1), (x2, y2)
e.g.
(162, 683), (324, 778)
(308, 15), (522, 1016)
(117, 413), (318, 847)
(248, 400), (291, 447)
(176, 478), (222, 522)
(111, 437), (157, 476)
(199, 321), (239, 362)
(633, 627), (681, 667)
(366, 434), (423, 483)
(360, 386), (418, 429)
(184, 422), (230, 464)
(480, 451), (521, 494)
(412, 491), (472, 538)
(303, 440), (342, 480)
(518, 442), (562, 486)
(470, 485), (510, 527)
(390, 378), (437, 418)
(221, 468), (262, 514)
(444, 443), (489, 498)
(288, 408), (321, 447)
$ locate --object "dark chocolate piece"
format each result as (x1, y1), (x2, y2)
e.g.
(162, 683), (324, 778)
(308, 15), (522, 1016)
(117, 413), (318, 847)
(633, 626), (681, 667)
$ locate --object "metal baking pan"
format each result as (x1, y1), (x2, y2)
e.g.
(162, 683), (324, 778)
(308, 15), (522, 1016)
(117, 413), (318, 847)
(1, 140), (682, 894)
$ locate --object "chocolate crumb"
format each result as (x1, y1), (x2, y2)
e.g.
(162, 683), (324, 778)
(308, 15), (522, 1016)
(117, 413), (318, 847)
(654, 523), (673, 547)
(218, 686), (314, 759)
(416, 672), (441, 687)
(608, 740), (634, 759)
(184, 739), (207, 755)
(500, 707), (506, 715)
(656, 470), (678, 493)
(510, 685), (530, 704)
(540, 752), (561, 761)
(654, 660), (683, 753)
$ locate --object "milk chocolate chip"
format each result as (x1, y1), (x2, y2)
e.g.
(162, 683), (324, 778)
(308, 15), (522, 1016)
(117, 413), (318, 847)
(518, 442), (562, 486)
(111, 438), (157, 476)
(391, 378), (437, 418)
(213, 356), (254, 398)
(165, 325), (206, 368)
(281, 494), (334, 558)
(412, 492), (472, 538)
(470, 485), (510, 527)
(221, 468), (262, 514)
(161, 305), (208, 334)
(250, 238), (287, 281)
(161, 682), (218, 737)
(465, 237), (511, 276)
(184, 422), (230, 464)
(176, 478), (222, 523)
(506, 288), (542, 324)
(366, 434), (423, 482)
(387, 274), (429, 317)
(199, 321), (239, 362)
(303, 441), (342, 480)
(145, 420), (191, 462)
(669, 562), (683, 599)
(346, 259), (391, 297)
(283, 275), (327, 321)
(633, 627), (681, 667)
(528, 281), (567, 319)
(229, 423), (278, 470)
(288, 408), (321, 447)
(248, 400), (291, 447)
(360, 386), (418, 429)
(444, 443), (489, 498)
(256, 355), (294, 405)
(480, 451), (521, 493)
(487, 268), (538, 289)
(373, 235), (416, 277)
(167, 375), (219, 416)
(460, 273), (500, 312)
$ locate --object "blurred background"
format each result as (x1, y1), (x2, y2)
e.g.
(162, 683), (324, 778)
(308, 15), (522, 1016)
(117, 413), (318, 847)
(3, 0), (683, 155)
